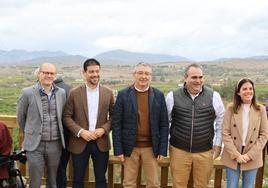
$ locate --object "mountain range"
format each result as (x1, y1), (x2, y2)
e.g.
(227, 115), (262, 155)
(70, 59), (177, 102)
(0, 49), (189, 65)
(94, 49), (190, 63)
(0, 49), (267, 65)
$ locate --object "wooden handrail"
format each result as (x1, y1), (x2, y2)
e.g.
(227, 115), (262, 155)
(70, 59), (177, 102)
(108, 155), (225, 188)
(0, 115), (265, 188)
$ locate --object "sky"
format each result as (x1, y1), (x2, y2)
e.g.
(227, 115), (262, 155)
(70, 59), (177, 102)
(0, 0), (268, 61)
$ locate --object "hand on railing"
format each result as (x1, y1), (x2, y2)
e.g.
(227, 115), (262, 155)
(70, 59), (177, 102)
(157, 155), (164, 161)
(212, 145), (221, 159)
(116, 154), (125, 162)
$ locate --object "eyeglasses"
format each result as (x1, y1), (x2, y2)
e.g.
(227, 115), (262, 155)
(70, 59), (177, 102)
(40, 71), (56, 76)
(135, 71), (151, 76)
(191, 76), (203, 80)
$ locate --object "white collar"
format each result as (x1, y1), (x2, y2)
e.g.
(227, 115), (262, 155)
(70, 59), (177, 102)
(134, 85), (149, 92)
(188, 90), (201, 99)
(85, 83), (99, 92)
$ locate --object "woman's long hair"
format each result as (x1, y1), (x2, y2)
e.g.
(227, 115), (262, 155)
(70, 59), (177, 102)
(233, 78), (260, 113)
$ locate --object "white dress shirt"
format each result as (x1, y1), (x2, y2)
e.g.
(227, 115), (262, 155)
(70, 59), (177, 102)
(86, 84), (99, 131)
(165, 89), (225, 146)
(77, 84), (100, 137)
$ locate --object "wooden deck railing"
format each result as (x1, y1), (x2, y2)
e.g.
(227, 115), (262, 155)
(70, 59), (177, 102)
(0, 115), (265, 188)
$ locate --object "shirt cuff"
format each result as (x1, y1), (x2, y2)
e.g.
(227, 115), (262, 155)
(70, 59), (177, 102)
(77, 128), (84, 137)
(213, 138), (222, 147)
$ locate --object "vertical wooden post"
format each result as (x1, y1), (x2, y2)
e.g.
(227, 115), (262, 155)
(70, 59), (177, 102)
(214, 168), (223, 188)
(67, 158), (74, 186)
(160, 166), (169, 188)
(108, 163), (114, 188)
(18, 127), (26, 175)
(255, 147), (266, 188)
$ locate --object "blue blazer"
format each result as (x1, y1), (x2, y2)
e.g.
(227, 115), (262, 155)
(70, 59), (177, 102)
(112, 86), (169, 157)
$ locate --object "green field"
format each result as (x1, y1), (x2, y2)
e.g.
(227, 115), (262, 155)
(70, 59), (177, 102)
(1, 80), (268, 115)
(1, 63), (268, 186)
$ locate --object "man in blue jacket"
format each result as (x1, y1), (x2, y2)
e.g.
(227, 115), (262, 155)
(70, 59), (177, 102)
(112, 62), (169, 187)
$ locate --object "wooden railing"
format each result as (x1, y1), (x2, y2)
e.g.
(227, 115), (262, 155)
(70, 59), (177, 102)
(0, 115), (265, 188)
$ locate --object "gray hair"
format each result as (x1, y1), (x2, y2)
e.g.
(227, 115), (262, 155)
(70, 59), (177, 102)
(133, 62), (152, 74)
(184, 63), (203, 77)
(34, 67), (40, 77)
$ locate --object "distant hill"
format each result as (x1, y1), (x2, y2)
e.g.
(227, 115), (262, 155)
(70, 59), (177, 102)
(0, 49), (190, 65)
(214, 56), (268, 62)
(93, 49), (190, 64)
(248, 56), (268, 60)
(0, 49), (69, 64)
(1, 48), (267, 65)
(21, 55), (87, 65)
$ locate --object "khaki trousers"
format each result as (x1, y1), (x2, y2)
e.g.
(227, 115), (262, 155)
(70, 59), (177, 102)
(170, 145), (213, 188)
(123, 147), (159, 188)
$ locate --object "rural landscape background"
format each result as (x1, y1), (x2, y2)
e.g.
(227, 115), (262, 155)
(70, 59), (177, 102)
(1, 0), (268, 187)
(0, 48), (268, 186)
(1, 49), (268, 115)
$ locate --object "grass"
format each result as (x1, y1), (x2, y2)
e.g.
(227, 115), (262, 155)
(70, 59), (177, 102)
(1, 64), (268, 185)
(12, 128), (20, 150)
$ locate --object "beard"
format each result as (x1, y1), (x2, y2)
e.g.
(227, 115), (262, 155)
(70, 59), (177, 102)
(88, 76), (99, 86)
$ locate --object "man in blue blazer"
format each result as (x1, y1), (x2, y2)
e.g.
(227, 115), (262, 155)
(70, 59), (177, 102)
(112, 62), (169, 187)
(17, 63), (66, 188)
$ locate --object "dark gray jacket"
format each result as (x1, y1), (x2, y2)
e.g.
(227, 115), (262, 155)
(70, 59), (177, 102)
(170, 85), (216, 153)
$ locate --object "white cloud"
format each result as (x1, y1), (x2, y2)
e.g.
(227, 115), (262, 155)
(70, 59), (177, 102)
(0, 0), (268, 60)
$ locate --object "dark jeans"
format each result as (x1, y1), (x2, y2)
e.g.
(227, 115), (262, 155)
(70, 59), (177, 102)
(72, 141), (109, 188)
(56, 148), (71, 188)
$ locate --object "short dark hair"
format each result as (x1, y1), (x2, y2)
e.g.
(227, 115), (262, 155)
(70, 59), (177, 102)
(233, 78), (260, 113)
(83, 58), (100, 71)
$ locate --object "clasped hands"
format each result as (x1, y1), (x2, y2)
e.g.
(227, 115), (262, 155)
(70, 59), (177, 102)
(80, 128), (105, 142)
(236, 154), (250, 163)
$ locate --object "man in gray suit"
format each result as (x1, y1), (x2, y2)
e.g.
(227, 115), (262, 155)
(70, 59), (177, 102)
(17, 63), (66, 188)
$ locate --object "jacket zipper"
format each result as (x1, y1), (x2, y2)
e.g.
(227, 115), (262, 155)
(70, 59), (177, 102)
(190, 102), (195, 152)
(48, 96), (52, 140)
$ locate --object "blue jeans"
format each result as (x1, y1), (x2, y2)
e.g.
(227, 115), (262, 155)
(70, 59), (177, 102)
(225, 166), (258, 188)
(72, 141), (109, 188)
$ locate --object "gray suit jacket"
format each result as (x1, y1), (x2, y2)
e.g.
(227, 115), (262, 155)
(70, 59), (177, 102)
(17, 83), (66, 151)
